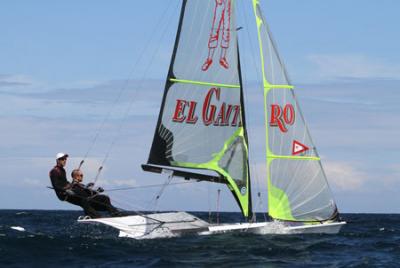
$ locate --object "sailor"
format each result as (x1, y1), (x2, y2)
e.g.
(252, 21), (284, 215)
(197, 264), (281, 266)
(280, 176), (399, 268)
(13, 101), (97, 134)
(49, 153), (100, 218)
(70, 169), (121, 217)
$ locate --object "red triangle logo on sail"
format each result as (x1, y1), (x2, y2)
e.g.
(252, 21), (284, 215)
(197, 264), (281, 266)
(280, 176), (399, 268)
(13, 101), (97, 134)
(292, 140), (309, 155)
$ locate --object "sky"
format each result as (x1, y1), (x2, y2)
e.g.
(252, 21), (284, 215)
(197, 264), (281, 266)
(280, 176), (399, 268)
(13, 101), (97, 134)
(1, 0), (399, 214)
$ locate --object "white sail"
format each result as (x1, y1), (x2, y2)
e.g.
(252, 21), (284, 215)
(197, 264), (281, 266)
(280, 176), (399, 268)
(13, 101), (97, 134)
(252, 0), (338, 222)
(146, 0), (252, 218)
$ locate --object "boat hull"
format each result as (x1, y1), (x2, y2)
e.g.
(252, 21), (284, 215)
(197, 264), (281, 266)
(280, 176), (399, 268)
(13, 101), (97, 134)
(78, 212), (346, 239)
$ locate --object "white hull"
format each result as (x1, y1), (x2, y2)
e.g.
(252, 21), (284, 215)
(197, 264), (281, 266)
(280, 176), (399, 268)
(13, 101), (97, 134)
(78, 212), (346, 239)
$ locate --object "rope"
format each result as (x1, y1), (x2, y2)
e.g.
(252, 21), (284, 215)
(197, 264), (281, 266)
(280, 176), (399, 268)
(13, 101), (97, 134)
(78, 1), (176, 170)
(92, 166), (103, 185)
(151, 173), (174, 211)
(105, 180), (197, 192)
(216, 189), (221, 224)
(90, 1), (181, 185)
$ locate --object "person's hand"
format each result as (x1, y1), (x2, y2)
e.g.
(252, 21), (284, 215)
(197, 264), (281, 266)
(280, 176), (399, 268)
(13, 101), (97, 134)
(87, 182), (95, 188)
(97, 187), (104, 193)
(66, 189), (75, 196)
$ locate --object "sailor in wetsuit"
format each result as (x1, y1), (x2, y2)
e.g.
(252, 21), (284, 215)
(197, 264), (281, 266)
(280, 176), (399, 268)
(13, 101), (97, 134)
(70, 169), (120, 217)
(49, 152), (120, 218)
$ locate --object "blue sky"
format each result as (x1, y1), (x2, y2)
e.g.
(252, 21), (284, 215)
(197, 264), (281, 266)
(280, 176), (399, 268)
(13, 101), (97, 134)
(1, 0), (399, 214)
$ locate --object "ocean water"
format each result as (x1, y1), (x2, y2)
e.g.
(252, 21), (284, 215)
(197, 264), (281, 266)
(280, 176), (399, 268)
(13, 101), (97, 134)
(1, 210), (399, 267)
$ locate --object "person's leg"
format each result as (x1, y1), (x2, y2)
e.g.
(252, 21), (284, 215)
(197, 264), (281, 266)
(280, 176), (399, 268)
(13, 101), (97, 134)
(90, 195), (120, 216)
(66, 194), (101, 218)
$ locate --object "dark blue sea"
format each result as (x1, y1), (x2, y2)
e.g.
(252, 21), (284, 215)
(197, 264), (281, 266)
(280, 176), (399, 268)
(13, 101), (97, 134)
(1, 210), (399, 267)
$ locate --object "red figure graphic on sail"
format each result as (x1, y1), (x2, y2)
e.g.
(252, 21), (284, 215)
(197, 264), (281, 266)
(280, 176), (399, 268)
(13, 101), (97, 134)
(201, 0), (232, 71)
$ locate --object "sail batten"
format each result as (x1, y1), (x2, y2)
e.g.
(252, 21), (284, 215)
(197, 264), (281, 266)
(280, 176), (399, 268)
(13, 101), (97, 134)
(168, 79), (294, 89)
(170, 78), (240, 88)
(268, 155), (320, 161)
(264, 85), (294, 89)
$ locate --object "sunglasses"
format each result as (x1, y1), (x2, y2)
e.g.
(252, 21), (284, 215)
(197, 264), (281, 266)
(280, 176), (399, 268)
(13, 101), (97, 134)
(59, 157), (67, 161)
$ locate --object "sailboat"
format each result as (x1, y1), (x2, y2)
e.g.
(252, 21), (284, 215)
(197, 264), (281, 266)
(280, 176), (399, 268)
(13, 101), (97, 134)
(79, 0), (346, 239)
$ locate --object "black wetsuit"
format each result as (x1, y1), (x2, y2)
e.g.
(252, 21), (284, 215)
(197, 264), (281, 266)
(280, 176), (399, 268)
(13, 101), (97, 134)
(49, 165), (69, 201)
(49, 165), (100, 218)
(71, 182), (119, 216)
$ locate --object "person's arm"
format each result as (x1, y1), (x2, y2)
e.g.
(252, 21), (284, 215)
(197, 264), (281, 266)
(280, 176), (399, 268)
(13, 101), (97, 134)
(96, 187), (104, 193)
(80, 183), (96, 196)
(50, 169), (67, 191)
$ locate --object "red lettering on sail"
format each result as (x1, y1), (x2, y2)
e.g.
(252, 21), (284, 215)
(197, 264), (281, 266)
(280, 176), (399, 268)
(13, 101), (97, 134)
(283, 104), (295, 125)
(172, 87), (241, 127)
(270, 104), (295, 133)
(231, 105), (241, 126)
(214, 103), (227, 126)
(270, 104), (286, 132)
(186, 101), (198, 124)
(202, 87), (219, 125)
(172, 99), (187, 122)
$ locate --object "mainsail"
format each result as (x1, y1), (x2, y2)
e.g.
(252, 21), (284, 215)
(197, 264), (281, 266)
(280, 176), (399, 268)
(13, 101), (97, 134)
(145, 0), (252, 218)
(252, 0), (338, 222)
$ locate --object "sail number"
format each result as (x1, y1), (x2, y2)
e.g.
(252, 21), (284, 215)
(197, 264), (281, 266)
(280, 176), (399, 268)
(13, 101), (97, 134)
(172, 87), (241, 127)
(270, 104), (295, 133)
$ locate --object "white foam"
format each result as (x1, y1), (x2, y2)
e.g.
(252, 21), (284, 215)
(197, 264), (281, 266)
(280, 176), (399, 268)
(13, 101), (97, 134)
(10, 226), (25, 232)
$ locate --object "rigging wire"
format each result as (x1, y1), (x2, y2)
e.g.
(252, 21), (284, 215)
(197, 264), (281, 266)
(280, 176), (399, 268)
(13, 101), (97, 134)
(238, 0), (266, 219)
(78, 1), (176, 171)
(216, 189), (221, 224)
(150, 173), (174, 212)
(92, 0), (181, 186)
(104, 180), (197, 192)
(207, 183), (212, 223)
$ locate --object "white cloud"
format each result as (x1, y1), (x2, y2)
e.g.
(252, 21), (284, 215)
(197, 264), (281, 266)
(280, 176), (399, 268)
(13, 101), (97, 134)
(0, 74), (48, 93)
(251, 159), (370, 193)
(0, 74), (33, 87)
(307, 54), (400, 81)
(381, 164), (400, 188)
(323, 161), (368, 191)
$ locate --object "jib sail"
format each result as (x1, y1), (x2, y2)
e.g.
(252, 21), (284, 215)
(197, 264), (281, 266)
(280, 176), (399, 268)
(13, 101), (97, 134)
(252, 0), (338, 222)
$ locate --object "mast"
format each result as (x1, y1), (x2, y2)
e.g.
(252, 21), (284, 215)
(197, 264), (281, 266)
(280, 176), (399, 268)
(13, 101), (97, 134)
(252, 0), (339, 222)
(144, 0), (252, 219)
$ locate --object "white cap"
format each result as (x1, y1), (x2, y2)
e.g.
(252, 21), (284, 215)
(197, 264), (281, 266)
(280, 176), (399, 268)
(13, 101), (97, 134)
(56, 152), (69, 160)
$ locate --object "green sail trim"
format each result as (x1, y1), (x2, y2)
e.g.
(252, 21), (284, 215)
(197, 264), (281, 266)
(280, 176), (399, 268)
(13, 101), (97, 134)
(252, 0), (322, 221)
(264, 85), (294, 89)
(170, 127), (250, 217)
(266, 156), (320, 221)
(267, 170), (295, 220)
(170, 78), (291, 90)
(266, 156), (319, 221)
(170, 78), (240, 89)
